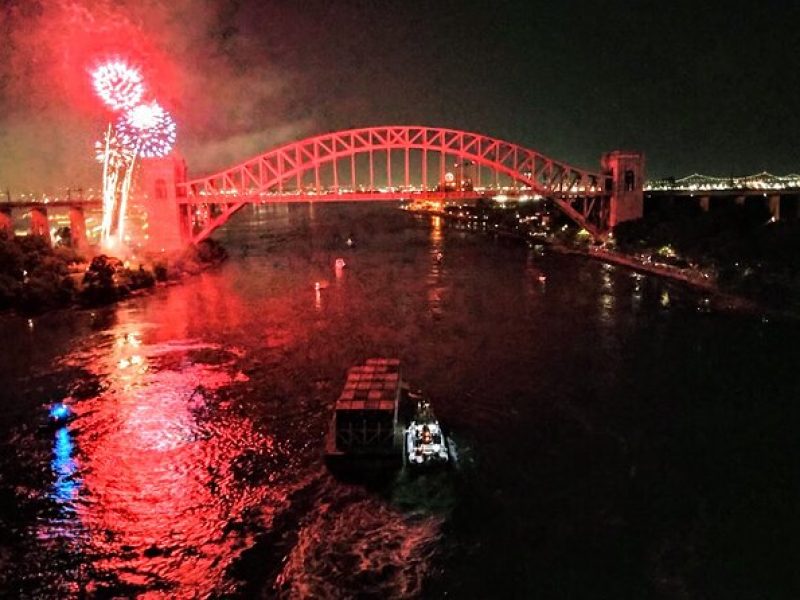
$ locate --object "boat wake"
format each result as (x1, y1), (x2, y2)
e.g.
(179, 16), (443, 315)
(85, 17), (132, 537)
(273, 477), (443, 598)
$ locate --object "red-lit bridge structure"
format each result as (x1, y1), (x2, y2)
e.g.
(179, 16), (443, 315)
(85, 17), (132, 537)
(170, 126), (644, 244)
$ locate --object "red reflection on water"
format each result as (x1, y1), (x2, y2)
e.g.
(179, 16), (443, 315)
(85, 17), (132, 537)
(59, 308), (282, 596)
(427, 216), (446, 314)
(80, 373), (225, 593)
(150, 272), (247, 340)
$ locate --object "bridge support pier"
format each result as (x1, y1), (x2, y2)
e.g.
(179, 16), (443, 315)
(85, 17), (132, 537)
(138, 154), (190, 252)
(602, 151), (644, 228)
(30, 206), (50, 243)
(180, 205), (192, 241)
(0, 206), (12, 235)
(699, 196), (710, 212)
(69, 206), (90, 255)
(768, 194), (781, 221)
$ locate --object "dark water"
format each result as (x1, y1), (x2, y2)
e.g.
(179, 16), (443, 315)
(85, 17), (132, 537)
(0, 203), (798, 599)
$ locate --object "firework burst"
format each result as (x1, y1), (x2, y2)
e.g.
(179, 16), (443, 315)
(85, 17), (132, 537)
(94, 135), (134, 169)
(117, 101), (177, 158)
(89, 57), (179, 251)
(96, 125), (121, 242)
(91, 60), (145, 112)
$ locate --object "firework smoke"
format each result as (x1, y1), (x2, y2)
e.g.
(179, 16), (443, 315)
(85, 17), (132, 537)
(0, 1), (314, 194)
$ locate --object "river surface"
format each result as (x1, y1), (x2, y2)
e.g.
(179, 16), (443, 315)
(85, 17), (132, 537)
(0, 203), (798, 598)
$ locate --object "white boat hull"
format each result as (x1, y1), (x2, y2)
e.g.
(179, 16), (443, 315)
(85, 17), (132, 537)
(405, 420), (450, 467)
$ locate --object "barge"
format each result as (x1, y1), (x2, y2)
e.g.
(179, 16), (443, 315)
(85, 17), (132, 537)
(324, 358), (405, 470)
(325, 358), (452, 472)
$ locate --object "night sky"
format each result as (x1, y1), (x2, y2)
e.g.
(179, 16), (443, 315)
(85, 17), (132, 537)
(1, 0), (799, 192)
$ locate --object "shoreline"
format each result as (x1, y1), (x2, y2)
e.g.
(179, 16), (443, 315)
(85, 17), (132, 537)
(549, 243), (764, 315)
(5, 209), (787, 320)
(0, 271), (207, 320)
(0, 238), (229, 318)
(411, 207), (781, 318)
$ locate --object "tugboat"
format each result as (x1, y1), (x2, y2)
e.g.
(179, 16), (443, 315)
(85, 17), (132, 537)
(324, 359), (452, 474)
(405, 395), (450, 468)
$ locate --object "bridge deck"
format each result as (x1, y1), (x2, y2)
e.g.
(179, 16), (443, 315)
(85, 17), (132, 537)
(0, 200), (102, 209)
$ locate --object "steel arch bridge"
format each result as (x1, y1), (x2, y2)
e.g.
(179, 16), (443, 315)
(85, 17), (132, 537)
(176, 126), (631, 244)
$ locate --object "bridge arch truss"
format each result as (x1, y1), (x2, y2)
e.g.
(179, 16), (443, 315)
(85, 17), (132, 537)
(178, 126), (610, 243)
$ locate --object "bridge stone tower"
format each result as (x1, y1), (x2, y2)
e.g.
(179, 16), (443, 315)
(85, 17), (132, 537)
(602, 150), (645, 227)
(138, 154), (191, 252)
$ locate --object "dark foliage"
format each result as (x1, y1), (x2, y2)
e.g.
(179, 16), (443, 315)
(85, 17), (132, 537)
(171, 238), (229, 276)
(153, 261), (169, 282)
(0, 231), (224, 313)
(120, 266), (156, 291)
(79, 256), (158, 306)
(194, 238), (229, 264)
(80, 255), (123, 306)
(615, 204), (800, 308)
(0, 231), (79, 312)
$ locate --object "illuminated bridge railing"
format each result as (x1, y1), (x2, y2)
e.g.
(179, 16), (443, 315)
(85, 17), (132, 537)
(183, 186), (544, 205)
(0, 188), (103, 207)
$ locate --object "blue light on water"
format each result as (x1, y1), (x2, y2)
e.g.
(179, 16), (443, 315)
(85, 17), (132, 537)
(49, 403), (71, 422)
(51, 427), (80, 507)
